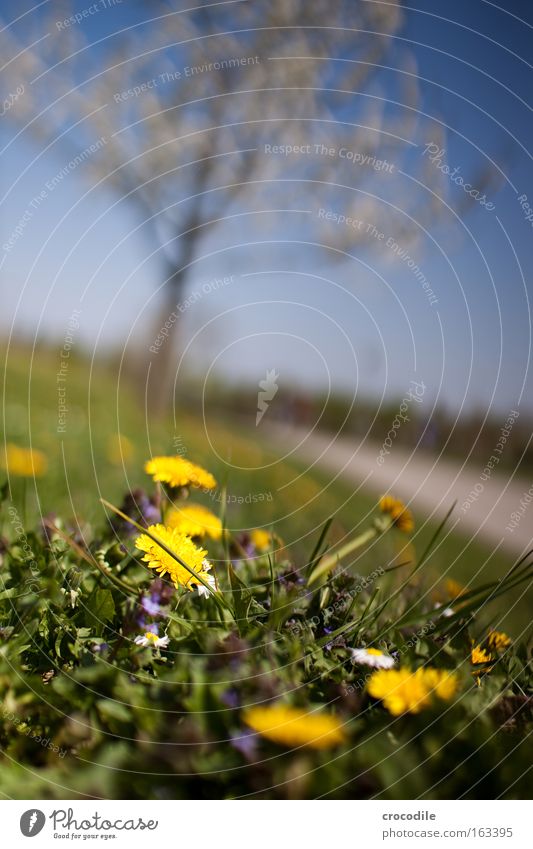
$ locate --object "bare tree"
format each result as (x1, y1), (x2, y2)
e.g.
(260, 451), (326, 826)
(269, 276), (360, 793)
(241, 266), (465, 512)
(1, 0), (446, 408)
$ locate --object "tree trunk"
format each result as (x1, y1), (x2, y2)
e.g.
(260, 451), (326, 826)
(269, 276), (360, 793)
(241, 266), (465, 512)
(144, 214), (202, 416)
(145, 267), (187, 416)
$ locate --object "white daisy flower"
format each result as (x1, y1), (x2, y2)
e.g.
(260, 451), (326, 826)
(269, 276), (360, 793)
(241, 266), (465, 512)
(351, 647), (395, 669)
(195, 572), (217, 598)
(134, 632), (170, 648)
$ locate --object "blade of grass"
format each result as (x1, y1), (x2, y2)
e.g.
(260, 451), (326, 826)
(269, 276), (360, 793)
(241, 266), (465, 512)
(267, 549), (277, 613)
(314, 590), (392, 649)
(382, 560), (414, 574)
(308, 527), (378, 586)
(308, 545), (531, 656)
(402, 563), (533, 631)
(227, 562), (250, 634)
(351, 588), (380, 642)
(305, 516), (334, 580)
(416, 502), (457, 571)
(218, 481), (232, 568)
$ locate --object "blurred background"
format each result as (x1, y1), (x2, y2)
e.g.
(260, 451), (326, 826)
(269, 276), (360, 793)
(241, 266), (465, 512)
(1, 0), (532, 629)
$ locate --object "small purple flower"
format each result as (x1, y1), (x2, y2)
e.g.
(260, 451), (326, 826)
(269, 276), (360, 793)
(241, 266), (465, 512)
(143, 501), (162, 526)
(278, 568), (305, 590)
(230, 730), (258, 760)
(221, 688), (240, 708)
(110, 488), (161, 537)
(322, 628), (346, 652)
(137, 579), (172, 627)
(229, 533), (256, 563)
(150, 578), (174, 606)
(141, 596), (163, 617)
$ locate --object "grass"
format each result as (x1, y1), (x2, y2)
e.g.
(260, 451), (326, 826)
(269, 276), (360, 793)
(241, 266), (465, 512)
(2, 342), (529, 634)
(0, 343), (531, 800)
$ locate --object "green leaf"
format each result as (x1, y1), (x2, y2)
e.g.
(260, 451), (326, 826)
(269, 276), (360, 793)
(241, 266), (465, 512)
(0, 587), (19, 601)
(227, 562), (250, 633)
(96, 700), (131, 723)
(54, 629), (64, 658)
(86, 588), (115, 629)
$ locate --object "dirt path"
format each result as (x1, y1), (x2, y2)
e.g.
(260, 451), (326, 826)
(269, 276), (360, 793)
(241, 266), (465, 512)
(267, 423), (533, 557)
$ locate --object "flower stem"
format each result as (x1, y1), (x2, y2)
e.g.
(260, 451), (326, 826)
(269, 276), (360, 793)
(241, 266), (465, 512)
(308, 526), (379, 585)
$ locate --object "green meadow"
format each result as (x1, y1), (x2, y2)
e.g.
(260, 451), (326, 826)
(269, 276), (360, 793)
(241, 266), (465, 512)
(2, 343), (528, 634)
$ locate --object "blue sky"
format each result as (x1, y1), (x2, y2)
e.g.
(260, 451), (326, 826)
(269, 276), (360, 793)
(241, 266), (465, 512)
(1, 0), (531, 416)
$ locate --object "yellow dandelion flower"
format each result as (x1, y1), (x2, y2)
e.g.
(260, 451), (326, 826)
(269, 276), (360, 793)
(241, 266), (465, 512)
(1, 443), (47, 477)
(486, 630), (511, 652)
(107, 433), (134, 466)
(367, 667), (458, 715)
(422, 668), (459, 702)
(444, 578), (466, 600)
(242, 704), (346, 750)
(250, 529), (272, 551)
(135, 524), (215, 595)
(367, 668), (430, 715)
(471, 644), (493, 684)
(471, 645), (492, 665)
(166, 503), (222, 541)
(144, 455), (216, 490)
(379, 494), (414, 534)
